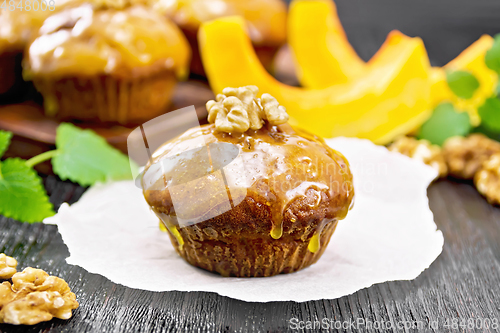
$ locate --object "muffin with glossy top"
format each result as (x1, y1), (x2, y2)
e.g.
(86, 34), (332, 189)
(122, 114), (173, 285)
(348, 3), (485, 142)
(0, 0), (147, 95)
(23, 4), (190, 124)
(142, 86), (354, 277)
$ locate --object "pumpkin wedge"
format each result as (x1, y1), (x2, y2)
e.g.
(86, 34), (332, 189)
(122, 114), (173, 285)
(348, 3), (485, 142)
(288, 0), (366, 88)
(199, 17), (431, 144)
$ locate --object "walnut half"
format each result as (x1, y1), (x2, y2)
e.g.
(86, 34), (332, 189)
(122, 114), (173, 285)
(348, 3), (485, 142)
(475, 153), (500, 205)
(388, 136), (448, 178)
(443, 134), (500, 179)
(0, 262), (79, 325)
(0, 254), (17, 280)
(206, 86), (289, 133)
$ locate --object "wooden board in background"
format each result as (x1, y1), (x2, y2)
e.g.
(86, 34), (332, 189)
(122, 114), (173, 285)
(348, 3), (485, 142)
(0, 80), (213, 173)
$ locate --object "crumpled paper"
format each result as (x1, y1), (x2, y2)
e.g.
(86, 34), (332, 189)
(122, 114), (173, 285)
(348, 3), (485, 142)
(44, 138), (443, 302)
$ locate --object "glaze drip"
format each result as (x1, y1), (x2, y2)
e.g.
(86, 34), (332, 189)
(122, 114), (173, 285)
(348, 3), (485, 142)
(308, 233), (320, 253)
(156, 211), (185, 249)
(307, 218), (332, 253)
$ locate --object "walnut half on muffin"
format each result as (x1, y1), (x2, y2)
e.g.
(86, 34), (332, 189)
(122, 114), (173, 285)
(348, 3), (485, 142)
(142, 86), (354, 277)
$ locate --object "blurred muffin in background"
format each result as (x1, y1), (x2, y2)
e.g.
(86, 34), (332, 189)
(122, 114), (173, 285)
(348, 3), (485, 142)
(23, 4), (191, 124)
(0, 0), (148, 96)
(151, 0), (287, 76)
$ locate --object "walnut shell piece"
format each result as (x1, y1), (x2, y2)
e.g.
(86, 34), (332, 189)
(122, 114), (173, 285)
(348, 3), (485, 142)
(443, 134), (500, 179)
(474, 153), (500, 205)
(0, 254), (17, 280)
(388, 136), (448, 178)
(206, 86), (288, 133)
(0, 266), (79, 325)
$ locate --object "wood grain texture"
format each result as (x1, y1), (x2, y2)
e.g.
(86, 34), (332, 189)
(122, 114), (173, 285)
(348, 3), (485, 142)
(1, 0), (500, 330)
(0, 177), (499, 332)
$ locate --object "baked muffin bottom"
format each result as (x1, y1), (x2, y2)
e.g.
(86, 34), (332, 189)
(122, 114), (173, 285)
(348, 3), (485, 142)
(160, 195), (339, 277)
(168, 221), (337, 277)
(32, 69), (177, 124)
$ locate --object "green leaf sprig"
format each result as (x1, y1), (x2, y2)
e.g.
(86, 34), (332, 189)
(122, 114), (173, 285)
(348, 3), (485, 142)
(418, 103), (472, 146)
(0, 124), (137, 223)
(446, 70), (480, 99)
(478, 97), (500, 132)
(485, 34), (500, 75)
(421, 34), (500, 145)
(475, 34), (500, 135)
(0, 131), (12, 158)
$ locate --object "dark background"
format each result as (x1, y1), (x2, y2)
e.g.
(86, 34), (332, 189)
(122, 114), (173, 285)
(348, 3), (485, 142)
(333, 0), (500, 66)
(1, 0), (500, 332)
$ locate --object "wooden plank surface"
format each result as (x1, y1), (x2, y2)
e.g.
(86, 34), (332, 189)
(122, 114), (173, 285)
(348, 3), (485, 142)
(1, 0), (500, 331)
(0, 178), (499, 332)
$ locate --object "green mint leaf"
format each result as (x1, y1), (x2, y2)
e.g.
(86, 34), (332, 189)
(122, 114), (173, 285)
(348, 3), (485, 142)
(52, 123), (135, 186)
(0, 130), (13, 159)
(0, 158), (54, 223)
(446, 70), (480, 99)
(485, 34), (500, 74)
(478, 97), (500, 132)
(417, 103), (472, 146)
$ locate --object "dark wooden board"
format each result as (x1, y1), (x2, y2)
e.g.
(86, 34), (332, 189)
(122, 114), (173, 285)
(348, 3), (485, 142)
(2, 0), (500, 331)
(0, 178), (499, 333)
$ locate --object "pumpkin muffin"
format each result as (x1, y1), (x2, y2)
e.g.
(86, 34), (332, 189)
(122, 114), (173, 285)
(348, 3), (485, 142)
(150, 0), (287, 76)
(0, 0), (151, 95)
(23, 4), (190, 124)
(142, 86), (354, 277)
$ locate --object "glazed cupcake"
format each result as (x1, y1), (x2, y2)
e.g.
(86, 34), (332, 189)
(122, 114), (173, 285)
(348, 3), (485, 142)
(23, 4), (190, 124)
(150, 0), (287, 76)
(0, 0), (161, 96)
(142, 86), (354, 277)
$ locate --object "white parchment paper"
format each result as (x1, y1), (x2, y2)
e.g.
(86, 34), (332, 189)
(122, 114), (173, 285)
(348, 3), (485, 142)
(44, 138), (444, 302)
